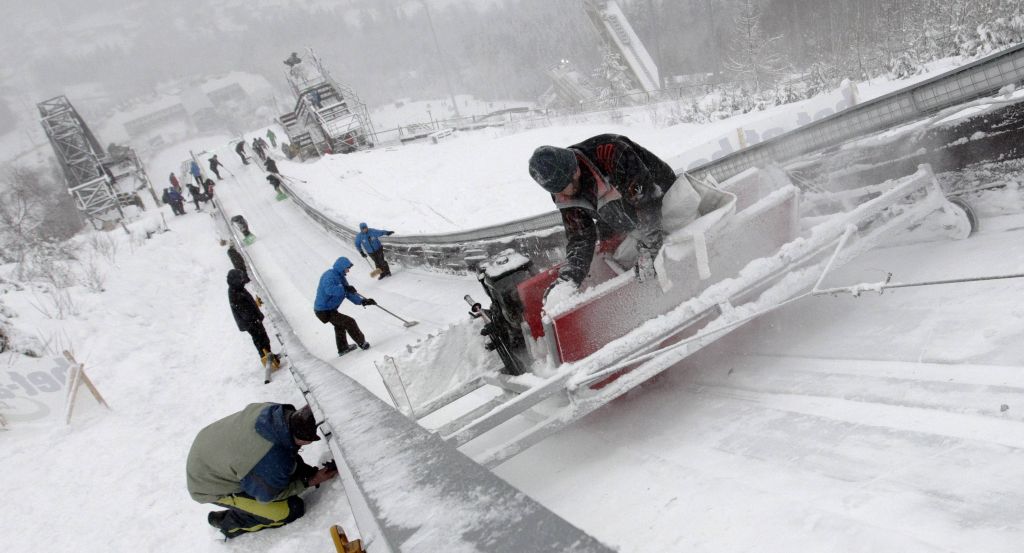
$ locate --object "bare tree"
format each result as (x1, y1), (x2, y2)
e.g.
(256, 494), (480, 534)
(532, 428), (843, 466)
(0, 165), (82, 263)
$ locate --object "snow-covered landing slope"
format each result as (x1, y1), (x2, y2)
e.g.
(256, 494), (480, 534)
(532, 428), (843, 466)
(208, 152), (482, 398)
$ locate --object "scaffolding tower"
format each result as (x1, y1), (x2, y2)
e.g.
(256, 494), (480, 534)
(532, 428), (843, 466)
(37, 96), (125, 223)
(279, 50), (375, 159)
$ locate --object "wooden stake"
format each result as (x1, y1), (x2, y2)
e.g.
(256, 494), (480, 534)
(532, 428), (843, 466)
(62, 350), (110, 424)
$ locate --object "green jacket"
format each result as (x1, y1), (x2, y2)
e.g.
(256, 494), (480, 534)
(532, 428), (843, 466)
(186, 403), (308, 504)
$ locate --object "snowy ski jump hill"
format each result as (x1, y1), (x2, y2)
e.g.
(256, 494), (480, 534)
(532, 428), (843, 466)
(3, 57), (1024, 552)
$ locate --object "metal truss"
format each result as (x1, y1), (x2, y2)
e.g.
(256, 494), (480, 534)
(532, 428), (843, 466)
(37, 96), (122, 222)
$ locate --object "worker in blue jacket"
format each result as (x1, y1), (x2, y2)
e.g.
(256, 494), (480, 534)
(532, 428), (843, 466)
(354, 222), (394, 280)
(189, 160), (203, 187)
(313, 257), (375, 356)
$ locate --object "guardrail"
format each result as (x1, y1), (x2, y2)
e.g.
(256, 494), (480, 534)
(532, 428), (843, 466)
(204, 177), (615, 552)
(689, 42), (1024, 183)
(281, 179), (569, 273)
(280, 44), (1024, 275)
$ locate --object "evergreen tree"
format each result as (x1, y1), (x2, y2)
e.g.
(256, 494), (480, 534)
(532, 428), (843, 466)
(724, 0), (787, 92)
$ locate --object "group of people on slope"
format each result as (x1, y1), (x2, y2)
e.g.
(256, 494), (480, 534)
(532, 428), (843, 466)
(187, 131), (678, 541)
(235, 131), (275, 165)
(190, 225), (398, 540)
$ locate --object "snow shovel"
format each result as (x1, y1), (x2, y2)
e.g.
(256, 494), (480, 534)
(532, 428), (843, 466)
(364, 256), (383, 278)
(373, 303), (418, 327)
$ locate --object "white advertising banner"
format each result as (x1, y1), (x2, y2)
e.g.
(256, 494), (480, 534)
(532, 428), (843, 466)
(0, 352), (70, 427)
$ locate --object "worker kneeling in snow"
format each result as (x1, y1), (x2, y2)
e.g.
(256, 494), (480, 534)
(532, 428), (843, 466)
(529, 134), (699, 301)
(186, 403), (337, 539)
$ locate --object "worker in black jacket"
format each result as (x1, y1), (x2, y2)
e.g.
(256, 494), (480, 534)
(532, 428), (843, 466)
(227, 269), (279, 369)
(528, 134), (678, 293)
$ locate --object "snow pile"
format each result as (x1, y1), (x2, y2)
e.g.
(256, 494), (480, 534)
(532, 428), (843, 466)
(381, 318), (502, 411)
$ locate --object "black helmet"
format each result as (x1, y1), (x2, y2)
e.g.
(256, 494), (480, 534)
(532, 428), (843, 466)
(529, 146), (577, 194)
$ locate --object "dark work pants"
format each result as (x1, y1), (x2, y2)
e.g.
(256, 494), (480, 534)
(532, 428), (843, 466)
(369, 248), (391, 276)
(315, 310), (365, 352)
(237, 151), (248, 164)
(212, 494), (305, 539)
(211, 167), (221, 179)
(246, 323), (272, 357)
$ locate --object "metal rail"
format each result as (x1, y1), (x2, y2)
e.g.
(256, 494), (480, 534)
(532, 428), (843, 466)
(689, 42), (1024, 183)
(276, 45), (1024, 275)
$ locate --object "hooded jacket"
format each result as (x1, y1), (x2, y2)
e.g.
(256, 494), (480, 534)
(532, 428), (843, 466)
(186, 403), (311, 504)
(353, 225), (390, 255)
(313, 257), (366, 311)
(227, 269), (262, 331)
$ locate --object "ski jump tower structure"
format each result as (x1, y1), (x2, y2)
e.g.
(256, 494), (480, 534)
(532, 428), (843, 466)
(278, 50), (375, 159)
(37, 96), (126, 225)
(583, 0), (661, 94)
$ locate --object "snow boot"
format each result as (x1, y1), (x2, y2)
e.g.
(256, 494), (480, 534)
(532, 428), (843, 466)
(208, 511), (227, 529)
(358, 342), (371, 350)
(338, 344), (359, 357)
(270, 353), (282, 370)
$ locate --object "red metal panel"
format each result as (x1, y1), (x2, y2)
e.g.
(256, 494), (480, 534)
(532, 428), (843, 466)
(517, 267), (561, 339)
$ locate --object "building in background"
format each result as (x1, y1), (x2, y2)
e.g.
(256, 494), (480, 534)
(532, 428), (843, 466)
(100, 72), (275, 151)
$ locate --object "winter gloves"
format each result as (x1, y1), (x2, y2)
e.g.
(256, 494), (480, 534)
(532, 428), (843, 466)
(635, 248), (657, 283)
(361, 298), (377, 306)
(360, 252), (367, 258)
(385, 231), (395, 236)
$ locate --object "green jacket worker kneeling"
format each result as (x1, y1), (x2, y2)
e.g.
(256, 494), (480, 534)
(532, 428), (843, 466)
(186, 403), (337, 539)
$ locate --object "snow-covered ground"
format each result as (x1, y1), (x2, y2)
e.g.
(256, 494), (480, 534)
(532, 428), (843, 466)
(3, 60), (1024, 552)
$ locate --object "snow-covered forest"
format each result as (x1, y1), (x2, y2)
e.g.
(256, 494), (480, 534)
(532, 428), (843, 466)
(4, 0), (1024, 109)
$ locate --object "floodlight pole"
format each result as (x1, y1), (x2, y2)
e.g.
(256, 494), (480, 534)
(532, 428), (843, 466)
(422, 0), (461, 119)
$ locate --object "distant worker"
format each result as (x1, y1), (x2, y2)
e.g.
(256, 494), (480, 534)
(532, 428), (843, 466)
(256, 137), (270, 154)
(226, 244), (247, 276)
(190, 160), (203, 187)
(264, 157), (279, 175)
(527, 134), (678, 294)
(231, 215), (254, 241)
(186, 182), (204, 211)
(204, 177), (216, 200)
(227, 269), (280, 370)
(235, 141), (249, 165)
(267, 174), (283, 194)
(208, 154), (224, 180)
(163, 187), (186, 216)
(313, 257), (375, 356)
(186, 402), (338, 539)
(169, 172), (181, 192)
(309, 90), (323, 110)
(252, 137), (267, 162)
(354, 222), (394, 280)
(266, 129), (277, 149)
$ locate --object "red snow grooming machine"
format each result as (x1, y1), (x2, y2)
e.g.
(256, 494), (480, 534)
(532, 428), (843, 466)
(449, 165), (974, 467)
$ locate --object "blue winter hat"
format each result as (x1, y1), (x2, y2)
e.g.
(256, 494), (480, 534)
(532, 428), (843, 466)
(359, 222), (368, 230)
(529, 146), (577, 194)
